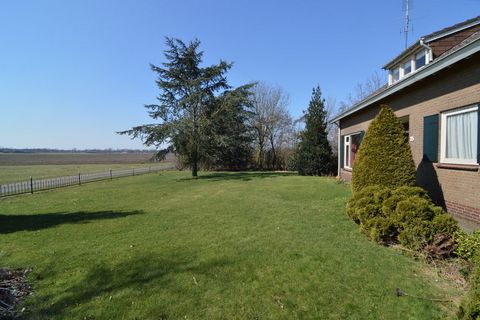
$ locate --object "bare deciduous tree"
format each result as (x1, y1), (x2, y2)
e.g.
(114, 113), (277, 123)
(328, 71), (387, 156)
(251, 82), (292, 169)
(344, 71), (386, 108)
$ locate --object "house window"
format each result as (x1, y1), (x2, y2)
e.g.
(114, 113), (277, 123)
(440, 105), (478, 165)
(344, 132), (363, 169)
(403, 60), (412, 76)
(392, 67), (400, 83)
(399, 116), (410, 140)
(415, 51), (426, 69)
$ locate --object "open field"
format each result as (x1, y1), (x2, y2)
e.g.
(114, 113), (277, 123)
(0, 172), (464, 319)
(0, 152), (175, 184)
(0, 152), (158, 165)
(0, 163), (173, 185)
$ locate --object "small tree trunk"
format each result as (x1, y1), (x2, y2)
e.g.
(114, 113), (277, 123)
(270, 136), (276, 170)
(257, 146), (264, 170)
(192, 161), (198, 177)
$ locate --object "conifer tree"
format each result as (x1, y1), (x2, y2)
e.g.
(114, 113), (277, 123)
(204, 85), (255, 170)
(119, 38), (237, 177)
(296, 86), (335, 175)
(351, 105), (416, 193)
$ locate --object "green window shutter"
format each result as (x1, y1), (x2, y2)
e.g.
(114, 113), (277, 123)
(340, 135), (344, 168)
(423, 114), (439, 162)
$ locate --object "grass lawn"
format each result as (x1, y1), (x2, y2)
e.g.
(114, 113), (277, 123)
(0, 171), (463, 319)
(0, 163), (173, 185)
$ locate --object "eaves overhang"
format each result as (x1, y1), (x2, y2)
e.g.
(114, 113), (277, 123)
(330, 37), (480, 123)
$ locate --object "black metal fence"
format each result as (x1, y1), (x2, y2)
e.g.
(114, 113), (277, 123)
(0, 165), (174, 198)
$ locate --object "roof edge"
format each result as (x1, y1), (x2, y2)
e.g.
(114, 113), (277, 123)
(424, 16), (480, 42)
(330, 37), (480, 123)
(382, 16), (480, 70)
(382, 41), (421, 69)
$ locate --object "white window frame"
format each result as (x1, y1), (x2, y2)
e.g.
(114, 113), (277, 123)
(388, 49), (432, 85)
(440, 104), (479, 165)
(392, 67), (400, 83)
(343, 132), (362, 169)
(415, 50), (428, 70)
(344, 135), (351, 169)
(403, 59), (412, 76)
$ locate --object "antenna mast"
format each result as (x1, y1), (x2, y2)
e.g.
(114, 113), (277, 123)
(403, 0), (411, 49)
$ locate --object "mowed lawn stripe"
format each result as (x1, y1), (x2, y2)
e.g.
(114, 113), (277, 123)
(0, 171), (461, 319)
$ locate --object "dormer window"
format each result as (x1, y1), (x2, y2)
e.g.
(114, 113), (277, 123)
(387, 49), (431, 85)
(403, 60), (412, 75)
(415, 51), (426, 69)
(392, 67), (400, 83)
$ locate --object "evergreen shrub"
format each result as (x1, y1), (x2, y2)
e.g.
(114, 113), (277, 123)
(351, 105), (416, 193)
(455, 230), (480, 261)
(346, 185), (460, 251)
(458, 258), (480, 320)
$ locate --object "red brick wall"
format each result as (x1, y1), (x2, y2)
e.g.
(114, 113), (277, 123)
(429, 24), (480, 58)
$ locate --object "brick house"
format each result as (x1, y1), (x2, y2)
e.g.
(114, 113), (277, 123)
(331, 16), (480, 222)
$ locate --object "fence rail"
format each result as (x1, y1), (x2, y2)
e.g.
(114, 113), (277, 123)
(0, 165), (174, 198)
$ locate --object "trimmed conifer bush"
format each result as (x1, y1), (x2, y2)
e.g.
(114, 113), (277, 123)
(346, 185), (390, 223)
(346, 185), (460, 250)
(351, 105), (417, 193)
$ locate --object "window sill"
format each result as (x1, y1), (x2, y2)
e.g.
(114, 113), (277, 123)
(435, 163), (479, 171)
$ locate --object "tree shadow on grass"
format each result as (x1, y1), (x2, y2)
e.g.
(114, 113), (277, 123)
(178, 171), (296, 182)
(34, 253), (232, 318)
(0, 210), (144, 234)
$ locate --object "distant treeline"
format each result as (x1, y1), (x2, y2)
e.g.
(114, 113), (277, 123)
(0, 148), (156, 154)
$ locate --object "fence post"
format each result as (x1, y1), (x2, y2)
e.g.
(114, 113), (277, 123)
(30, 176), (33, 194)
(132, 168), (135, 176)
(78, 172), (81, 186)
(149, 166), (151, 173)
(110, 169), (112, 180)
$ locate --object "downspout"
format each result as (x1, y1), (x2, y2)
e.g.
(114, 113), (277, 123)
(419, 39), (433, 64)
(335, 121), (341, 178)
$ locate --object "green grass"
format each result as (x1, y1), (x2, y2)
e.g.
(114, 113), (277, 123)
(0, 171), (462, 319)
(0, 163), (172, 184)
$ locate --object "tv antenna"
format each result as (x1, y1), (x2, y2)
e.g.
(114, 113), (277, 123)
(402, 0), (412, 49)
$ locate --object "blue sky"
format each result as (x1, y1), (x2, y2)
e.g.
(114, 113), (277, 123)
(1, 0), (479, 149)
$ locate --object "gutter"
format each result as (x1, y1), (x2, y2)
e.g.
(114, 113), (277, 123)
(329, 36), (480, 123)
(419, 39), (433, 63)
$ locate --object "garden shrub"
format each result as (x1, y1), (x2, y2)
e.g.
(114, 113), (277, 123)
(347, 185), (459, 251)
(351, 105), (417, 193)
(397, 219), (433, 251)
(346, 185), (390, 223)
(455, 230), (480, 261)
(458, 258), (480, 320)
(391, 185), (430, 200)
(431, 213), (460, 235)
(362, 216), (398, 244)
(394, 197), (436, 224)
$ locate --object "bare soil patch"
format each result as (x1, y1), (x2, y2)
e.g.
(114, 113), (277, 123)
(0, 268), (32, 319)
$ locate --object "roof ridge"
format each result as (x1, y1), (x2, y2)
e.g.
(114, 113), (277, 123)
(383, 15), (480, 69)
(423, 15), (480, 41)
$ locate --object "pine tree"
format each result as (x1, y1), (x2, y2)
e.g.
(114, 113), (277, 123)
(204, 85), (255, 170)
(296, 86), (335, 175)
(119, 38), (236, 177)
(351, 105), (416, 193)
